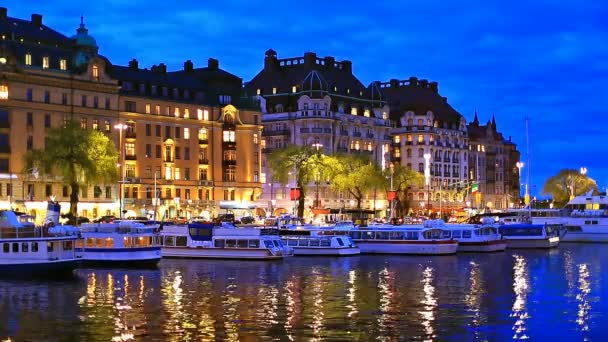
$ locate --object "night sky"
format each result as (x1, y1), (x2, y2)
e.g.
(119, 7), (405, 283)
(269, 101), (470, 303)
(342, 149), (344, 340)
(6, 1), (608, 197)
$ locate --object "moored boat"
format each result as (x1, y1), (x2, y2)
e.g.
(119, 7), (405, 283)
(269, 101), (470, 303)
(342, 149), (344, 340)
(161, 222), (292, 260)
(0, 210), (80, 278)
(279, 230), (360, 256)
(441, 218), (507, 252)
(498, 223), (561, 249)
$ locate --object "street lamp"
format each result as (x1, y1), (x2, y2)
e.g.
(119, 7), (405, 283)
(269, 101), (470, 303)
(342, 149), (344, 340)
(312, 143), (323, 208)
(580, 167), (587, 176)
(268, 181), (274, 216)
(516, 161), (524, 206)
(114, 123), (126, 219)
(423, 153), (431, 215)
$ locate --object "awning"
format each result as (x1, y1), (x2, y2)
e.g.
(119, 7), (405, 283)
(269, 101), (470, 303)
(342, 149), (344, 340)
(311, 208), (330, 215)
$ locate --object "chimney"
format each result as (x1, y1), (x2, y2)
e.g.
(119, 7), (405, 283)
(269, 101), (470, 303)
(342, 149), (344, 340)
(390, 79), (399, 88)
(0, 7), (7, 20)
(152, 63), (166, 73)
(419, 79), (429, 88)
(31, 14), (42, 27)
(128, 59), (139, 70)
(341, 60), (352, 74)
(304, 52), (317, 67)
(207, 58), (219, 70)
(429, 81), (438, 93)
(264, 49), (278, 71)
(408, 76), (418, 86)
(324, 56), (335, 68)
(442, 96), (448, 103)
(184, 59), (194, 72)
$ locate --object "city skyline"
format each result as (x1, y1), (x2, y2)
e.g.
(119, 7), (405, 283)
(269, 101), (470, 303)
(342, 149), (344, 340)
(5, 0), (607, 196)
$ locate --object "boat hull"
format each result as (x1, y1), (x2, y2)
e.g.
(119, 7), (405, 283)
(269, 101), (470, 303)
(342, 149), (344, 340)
(0, 259), (79, 278)
(562, 232), (608, 243)
(354, 240), (458, 255)
(161, 247), (284, 260)
(76, 247), (161, 267)
(504, 237), (559, 249)
(291, 247), (360, 256)
(457, 240), (507, 252)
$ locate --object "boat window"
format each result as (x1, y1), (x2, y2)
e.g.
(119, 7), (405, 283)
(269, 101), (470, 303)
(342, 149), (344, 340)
(287, 239), (298, 247)
(96, 238), (105, 248)
(320, 239), (331, 247)
(592, 220), (598, 225)
(277, 240), (284, 247)
(452, 230), (462, 238)
(226, 240), (236, 248)
(336, 238), (345, 246)
(442, 230), (451, 238)
(462, 230), (472, 238)
(86, 238), (95, 247)
(309, 239), (320, 247)
(21, 242), (29, 252)
(500, 227), (543, 236)
(390, 232), (404, 240)
(375, 231), (389, 240)
(264, 240), (274, 248)
(298, 239), (309, 247)
(423, 229), (443, 240)
(2, 243), (8, 253)
(75, 240), (83, 248)
(32, 242), (38, 252)
(566, 226), (582, 232)
(406, 232), (419, 240)
(214, 239), (225, 248)
(237, 240), (248, 248)
(176, 236), (187, 247)
(165, 236), (175, 246)
(47, 242), (54, 252)
(350, 231), (361, 239)
(63, 241), (73, 250)
(249, 240), (260, 248)
(124, 237), (133, 248)
(12, 242), (18, 253)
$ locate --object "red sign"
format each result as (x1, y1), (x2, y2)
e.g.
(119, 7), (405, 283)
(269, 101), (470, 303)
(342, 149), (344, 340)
(290, 188), (301, 201)
(387, 191), (397, 201)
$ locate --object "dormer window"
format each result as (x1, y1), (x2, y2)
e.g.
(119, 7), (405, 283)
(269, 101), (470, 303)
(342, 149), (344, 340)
(151, 85), (157, 95)
(173, 88), (179, 99)
(139, 83), (146, 94)
(256, 88), (261, 95)
(59, 59), (67, 70)
(42, 56), (49, 69)
(292, 86), (297, 93)
(162, 87), (168, 97)
(272, 87), (277, 94)
(351, 107), (357, 116)
(183, 90), (190, 99)
(25, 53), (32, 66)
(364, 109), (370, 117)
(0, 84), (8, 100)
(347, 89), (350, 94)
(92, 65), (99, 79)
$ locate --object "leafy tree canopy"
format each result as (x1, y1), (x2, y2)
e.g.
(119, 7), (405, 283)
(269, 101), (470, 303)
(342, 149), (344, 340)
(542, 168), (598, 206)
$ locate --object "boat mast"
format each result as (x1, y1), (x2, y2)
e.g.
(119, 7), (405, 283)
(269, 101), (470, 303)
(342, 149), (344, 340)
(525, 117), (531, 214)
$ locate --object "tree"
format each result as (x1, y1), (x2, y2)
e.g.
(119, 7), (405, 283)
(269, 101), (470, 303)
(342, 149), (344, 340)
(542, 168), (598, 206)
(326, 154), (384, 213)
(24, 121), (119, 223)
(385, 165), (425, 216)
(267, 145), (317, 217)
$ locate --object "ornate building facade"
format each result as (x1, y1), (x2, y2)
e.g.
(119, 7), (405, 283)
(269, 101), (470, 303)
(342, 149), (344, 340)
(0, 8), (262, 221)
(244, 50), (392, 217)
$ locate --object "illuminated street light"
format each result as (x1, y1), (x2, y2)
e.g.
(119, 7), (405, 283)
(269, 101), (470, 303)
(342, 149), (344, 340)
(312, 143), (323, 208)
(114, 123), (126, 219)
(516, 161), (524, 206)
(424, 153), (431, 214)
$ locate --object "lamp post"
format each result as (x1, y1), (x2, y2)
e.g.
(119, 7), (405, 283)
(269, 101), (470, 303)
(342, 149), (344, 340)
(423, 153), (431, 216)
(389, 163), (395, 221)
(268, 181), (274, 216)
(311, 143), (323, 208)
(516, 161), (524, 207)
(114, 123), (126, 219)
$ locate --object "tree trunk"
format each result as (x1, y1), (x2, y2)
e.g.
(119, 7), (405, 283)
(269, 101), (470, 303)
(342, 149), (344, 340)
(297, 186), (306, 218)
(69, 182), (79, 225)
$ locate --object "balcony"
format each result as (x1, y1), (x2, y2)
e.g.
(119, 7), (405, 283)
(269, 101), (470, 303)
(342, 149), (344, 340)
(311, 127), (324, 133)
(198, 180), (213, 186)
(222, 141), (236, 149)
(125, 131), (136, 139)
(164, 157), (174, 163)
(198, 138), (209, 145)
(125, 154), (137, 161)
(366, 133), (374, 139)
(198, 158), (209, 165)
(352, 132), (362, 137)
(262, 129), (291, 136)
(300, 128), (310, 133)
(223, 160), (237, 166)
(340, 130), (349, 136)
(391, 142), (400, 147)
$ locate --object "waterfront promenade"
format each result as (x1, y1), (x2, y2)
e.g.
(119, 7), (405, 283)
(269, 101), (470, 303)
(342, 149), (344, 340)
(1, 244), (606, 341)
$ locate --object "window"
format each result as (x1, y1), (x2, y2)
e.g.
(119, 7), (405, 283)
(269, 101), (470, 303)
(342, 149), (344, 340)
(198, 128), (208, 141)
(184, 108), (190, 119)
(44, 114), (51, 128)
(146, 124), (151, 136)
(418, 163), (424, 172)
(25, 53), (32, 65)
(42, 56), (49, 69)
(125, 101), (136, 112)
(105, 98), (111, 109)
(26, 88), (33, 102)
(155, 105), (161, 115)
(61, 93), (68, 105)
(175, 127), (181, 139)
(27, 136), (33, 150)
(184, 147), (190, 160)
(174, 107), (180, 117)
(155, 145), (161, 158)
(26, 112), (33, 126)
(184, 168), (190, 180)
(165, 126), (171, 138)
(253, 171), (259, 182)
(44, 91), (50, 103)
(253, 133), (258, 144)
(0, 85), (7, 100)
(292, 86), (297, 93)
(222, 130), (235, 142)
(199, 168), (208, 180)
(175, 168), (181, 180)
(125, 143), (135, 157)
(145, 103), (151, 114)
(224, 168), (236, 182)
(165, 106), (170, 116)
(80, 118), (87, 129)
(156, 125), (161, 137)
(81, 95), (87, 107)
(418, 148), (424, 158)
(418, 135), (424, 143)
(105, 186), (112, 199)
(165, 167), (172, 180)
(175, 147), (181, 160)
(92, 65), (99, 79)
(104, 120), (111, 132)
(184, 128), (190, 139)
(272, 87), (277, 94)
(60, 59), (67, 70)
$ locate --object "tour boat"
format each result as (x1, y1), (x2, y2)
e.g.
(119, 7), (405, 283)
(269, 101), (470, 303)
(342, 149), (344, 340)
(0, 210), (80, 278)
(44, 203), (162, 267)
(160, 222), (293, 260)
(441, 218), (507, 252)
(279, 229), (360, 256)
(330, 220), (357, 230)
(319, 225), (458, 255)
(498, 223), (561, 249)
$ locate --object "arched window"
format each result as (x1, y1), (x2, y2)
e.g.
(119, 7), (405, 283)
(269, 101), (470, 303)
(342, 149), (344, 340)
(406, 148), (412, 158)
(407, 118), (413, 126)
(418, 148), (424, 158)
(418, 163), (424, 172)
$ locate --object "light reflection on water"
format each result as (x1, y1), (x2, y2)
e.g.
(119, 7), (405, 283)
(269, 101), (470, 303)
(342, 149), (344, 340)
(2, 246), (608, 341)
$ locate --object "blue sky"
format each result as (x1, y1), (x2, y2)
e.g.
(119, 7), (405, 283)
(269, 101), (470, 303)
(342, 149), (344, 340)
(6, 1), (608, 196)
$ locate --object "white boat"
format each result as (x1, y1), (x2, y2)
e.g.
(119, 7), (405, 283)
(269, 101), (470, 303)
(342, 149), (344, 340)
(279, 230), (360, 256)
(0, 210), (80, 278)
(44, 202), (162, 267)
(330, 220), (357, 230)
(440, 218), (507, 252)
(161, 222), (292, 260)
(498, 223), (560, 249)
(320, 225), (458, 255)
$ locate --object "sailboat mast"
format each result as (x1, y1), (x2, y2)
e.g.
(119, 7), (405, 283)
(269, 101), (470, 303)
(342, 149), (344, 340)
(525, 117), (531, 210)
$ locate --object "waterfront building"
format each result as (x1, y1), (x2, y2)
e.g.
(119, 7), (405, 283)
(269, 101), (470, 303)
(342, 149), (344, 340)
(244, 50), (392, 218)
(379, 78), (470, 215)
(467, 113), (521, 209)
(0, 8), (262, 221)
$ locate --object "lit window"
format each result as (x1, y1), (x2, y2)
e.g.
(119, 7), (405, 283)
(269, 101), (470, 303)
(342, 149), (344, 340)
(203, 110), (209, 121)
(165, 166), (172, 180)
(175, 168), (181, 180)
(155, 105), (160, 115)
(260, 172), (267, 184)
(174, 107), (180, 117)
(272, 87), (277, 94)
(350, 107), (357, 115)
(292, 86), (296, 93)
(347, 89), (350, 94)
(364, 109), (370, 117)
(222, 130), (235, 142)
(197, 109), (203, 120)
(394, 136), (400, 143)
(382, 112), (388, 120)
(184, 108), (190, 119)
(92, 65), (99, 78)
(418, 135), (424, 143)
(407, 134), (413, 142)
(0, 84), (8, 100)
(25, 53), (32, 65)
(253, 133), (259, 144)
(261, 139), (266, 149)
(184, 128), (190, 139)
(145, 103), (151, 114)
(198, 128), (208, 141)
(256, 89), (261, 95)
(59, 59), (67, 70)
(42, 56), (49, 69)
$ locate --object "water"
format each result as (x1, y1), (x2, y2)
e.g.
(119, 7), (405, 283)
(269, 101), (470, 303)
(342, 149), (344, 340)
(1, 244), (607, 341)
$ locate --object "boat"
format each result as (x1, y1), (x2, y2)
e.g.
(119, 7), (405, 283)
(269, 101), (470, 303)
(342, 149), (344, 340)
(318, 224), (458, 255)
(0, 209), (81, 278)
(160, 222), (293, 259)
(329, 220), (357, 230)
(440, 218), (507, 252)
(279, 229), (360, 256)
(498, 223), (561, 249)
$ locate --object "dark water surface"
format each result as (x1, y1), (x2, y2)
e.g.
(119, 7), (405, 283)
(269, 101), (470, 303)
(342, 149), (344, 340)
(1, 244), (607, 341)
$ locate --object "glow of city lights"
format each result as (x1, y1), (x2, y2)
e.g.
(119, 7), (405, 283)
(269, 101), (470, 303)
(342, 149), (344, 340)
(511, 255), (530, 340)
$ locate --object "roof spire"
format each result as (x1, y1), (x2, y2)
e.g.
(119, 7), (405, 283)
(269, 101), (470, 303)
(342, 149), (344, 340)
(491, 112), (496, 129)
(77, 14), (88, 34)
(473, 108), (479, 125)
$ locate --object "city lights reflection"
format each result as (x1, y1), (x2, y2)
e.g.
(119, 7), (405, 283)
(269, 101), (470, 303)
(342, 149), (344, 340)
(465, 261), (485, 331)
(419, 267), (437, 340)
(576, 263), (591, 332)
(346, 270), (358, 319)
(511, 255), (530, 340)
